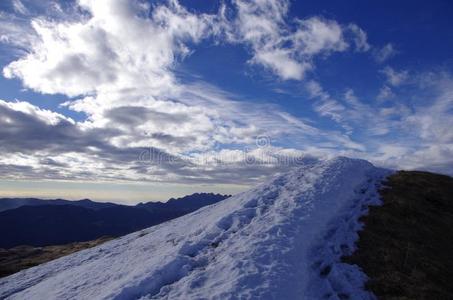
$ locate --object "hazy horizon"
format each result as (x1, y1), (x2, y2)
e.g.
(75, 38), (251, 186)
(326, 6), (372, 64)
(0, 179), (247, 204)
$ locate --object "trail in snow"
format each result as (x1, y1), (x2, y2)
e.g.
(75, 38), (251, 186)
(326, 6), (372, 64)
(0, 157), (390, 300)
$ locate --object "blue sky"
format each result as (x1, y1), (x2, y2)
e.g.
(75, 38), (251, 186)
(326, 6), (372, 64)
(0, 0), (452, 203)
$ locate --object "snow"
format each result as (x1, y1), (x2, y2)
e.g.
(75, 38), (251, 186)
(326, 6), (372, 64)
(0, 157), (390, 300)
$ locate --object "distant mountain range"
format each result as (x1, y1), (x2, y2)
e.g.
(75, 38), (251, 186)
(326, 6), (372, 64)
(136, 193), (232, 214)
(0, 198), (118, 213)
(0, 193), (230, 248)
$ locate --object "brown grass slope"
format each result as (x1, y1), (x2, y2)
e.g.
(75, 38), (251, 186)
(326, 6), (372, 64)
(344, 171), (453, 300)
(0, 236), (112, 278)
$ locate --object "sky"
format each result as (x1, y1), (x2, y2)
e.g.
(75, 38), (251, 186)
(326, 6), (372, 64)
(0, 0), (452, 204)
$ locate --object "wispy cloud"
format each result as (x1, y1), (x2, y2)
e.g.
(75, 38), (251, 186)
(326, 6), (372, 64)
(11, 0), (29, 15)
(377, 85), (395, 101)
(305, 80), (347, 126)
(374, 43), (397, 63)
(347, 23), (370, 52)
(381, 66), (409, 86)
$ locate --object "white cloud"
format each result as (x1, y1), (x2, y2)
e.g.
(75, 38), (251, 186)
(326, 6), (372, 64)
(1, 0), (452, 183)
(374, 43), (397, 63)
(1, 0), (370, 154)
(292, 17), (348, 55)
(381, 66), (408, 86)
(3, 0), (371, 85)
(367, 73), (453, 175)
(229, 0), (366, 80)
(0, 11), (37, 52)
(11, 0), (29, 15)
(0, 99), (74, 125)
(2, 0), (334, 183)
(230, 0), (307, 80)
(252, 49), (310, 80)
(377, 85), (395, 100)
(305, 80), (346, 125)
(306, 83), (409, 141)
(343, 89), (406, 136)
(3, 0), (213, 97)
(405, 76), (453, 144)
(347, 24), (370, 52)
(0, 96), (353, 184)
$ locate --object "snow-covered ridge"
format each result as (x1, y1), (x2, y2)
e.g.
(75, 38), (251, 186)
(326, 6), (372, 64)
(0, 157), (390, 300)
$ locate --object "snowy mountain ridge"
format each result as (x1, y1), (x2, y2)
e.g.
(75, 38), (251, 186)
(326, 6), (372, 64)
(0, 157), (390, 300)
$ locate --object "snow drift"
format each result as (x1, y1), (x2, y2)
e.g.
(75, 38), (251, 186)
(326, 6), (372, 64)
(0, 157), (390, 299)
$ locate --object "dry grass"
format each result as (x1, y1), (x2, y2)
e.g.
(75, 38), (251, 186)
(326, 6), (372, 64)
(0, 236), (112, 278)
(343, 171), (453, 299)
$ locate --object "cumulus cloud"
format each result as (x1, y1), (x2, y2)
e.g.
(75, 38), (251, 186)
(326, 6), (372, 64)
(2, 0), (370, 86)
(292, 17), (348, 55)
(226, 0), (367, 80)
(3, 0), (214, 97)
(228, 0), (307, 80)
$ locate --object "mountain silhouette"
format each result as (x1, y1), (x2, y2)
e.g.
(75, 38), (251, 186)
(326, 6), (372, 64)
(0, 193), (230, 248)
